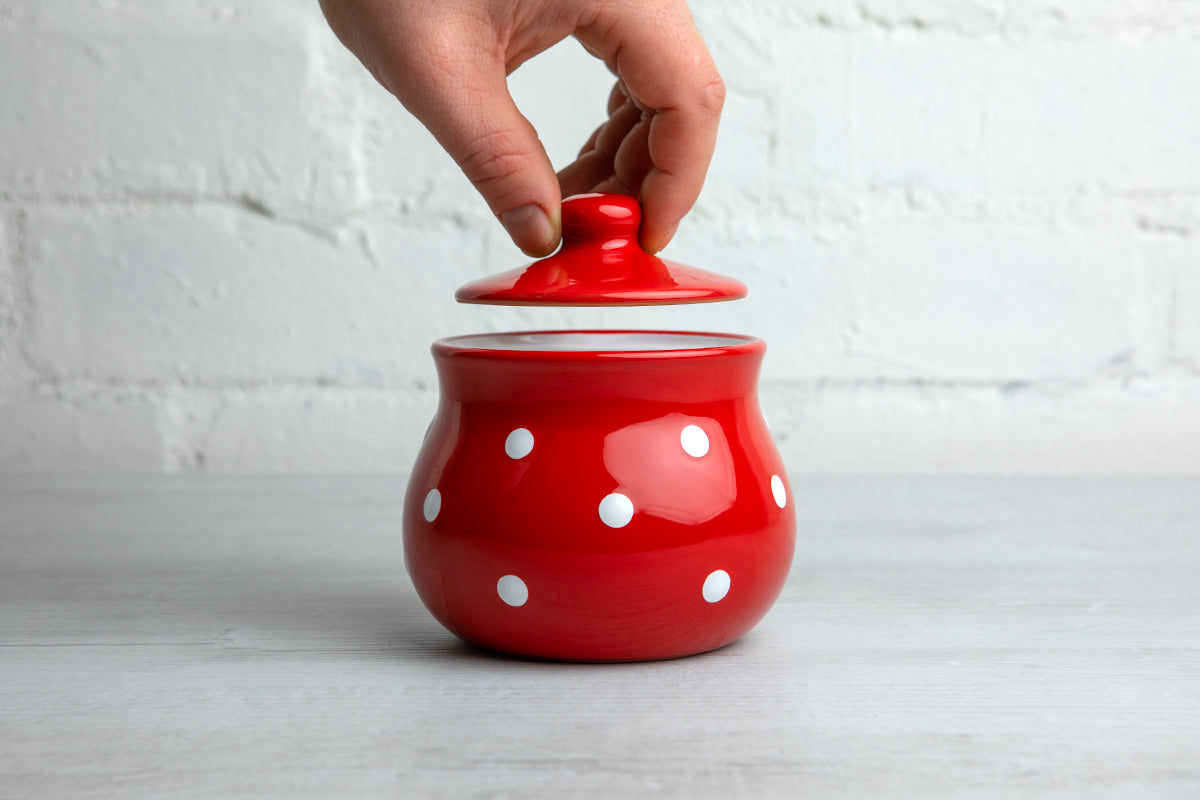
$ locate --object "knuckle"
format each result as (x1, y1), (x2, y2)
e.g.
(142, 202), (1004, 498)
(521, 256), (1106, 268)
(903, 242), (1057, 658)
(695, 73), (727, 118)
(455, 130), (535, 204)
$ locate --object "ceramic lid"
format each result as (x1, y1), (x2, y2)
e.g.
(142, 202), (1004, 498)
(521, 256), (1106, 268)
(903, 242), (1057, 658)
(455, 193), (747, 306)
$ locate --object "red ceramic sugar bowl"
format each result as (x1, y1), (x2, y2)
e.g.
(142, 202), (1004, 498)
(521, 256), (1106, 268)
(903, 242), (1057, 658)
(403, 195), (795, 662)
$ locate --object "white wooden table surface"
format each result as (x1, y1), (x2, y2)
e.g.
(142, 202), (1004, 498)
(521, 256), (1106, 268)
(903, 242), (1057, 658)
(1, 476), (1198, 799)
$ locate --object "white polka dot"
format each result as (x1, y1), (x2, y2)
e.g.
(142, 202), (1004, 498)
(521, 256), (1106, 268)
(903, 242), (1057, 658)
(423, 488), (442, 522)
(497, 575), (528, 607)
(680, 424), (710, 457)
(505, 427), (534, 459)
(598, 492), (634, 528)
(703, 569), (730, 603)
(771, 475), (787, 509)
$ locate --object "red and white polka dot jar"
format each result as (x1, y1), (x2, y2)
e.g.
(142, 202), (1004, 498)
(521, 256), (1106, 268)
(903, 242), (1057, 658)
(403, 195), (795, 661)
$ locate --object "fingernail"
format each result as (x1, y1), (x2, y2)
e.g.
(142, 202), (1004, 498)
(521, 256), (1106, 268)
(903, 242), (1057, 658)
(501, 204), (556, 257)
(645, 221), (681, 255)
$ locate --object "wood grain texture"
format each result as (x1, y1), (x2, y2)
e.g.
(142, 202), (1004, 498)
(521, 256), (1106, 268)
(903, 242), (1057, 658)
(1, 476), (1198, 799)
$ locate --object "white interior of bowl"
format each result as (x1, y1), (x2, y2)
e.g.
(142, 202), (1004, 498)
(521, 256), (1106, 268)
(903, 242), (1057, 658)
(447, 331), (750, 352)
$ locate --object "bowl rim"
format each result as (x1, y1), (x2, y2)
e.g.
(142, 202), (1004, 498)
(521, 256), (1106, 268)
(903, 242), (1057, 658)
(433, 329), (763, 360)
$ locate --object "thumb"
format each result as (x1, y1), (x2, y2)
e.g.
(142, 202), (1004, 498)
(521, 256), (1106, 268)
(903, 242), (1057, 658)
(403, 64), (562, 256)
(318, 0), (562, 256)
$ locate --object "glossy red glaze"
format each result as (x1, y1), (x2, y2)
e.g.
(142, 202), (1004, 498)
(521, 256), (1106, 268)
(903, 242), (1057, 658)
(403, 331), (795, 661)
(455, 194), (748, 306)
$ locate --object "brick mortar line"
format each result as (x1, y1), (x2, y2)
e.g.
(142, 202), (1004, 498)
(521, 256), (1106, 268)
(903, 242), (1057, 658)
(15, 372), (1200, 401)
(8, 207), (86, 388)
(7, 188), (1200, 204)
(760, 372), (1200, 392)
(0, 193), (489, 233)
(0, 211), (17, 357)
(1166, 260), (1184, 365)
(3, 191), (1198, 233)
(9, 208), (51, 383)
(765, 11), (1200, 39)
(697, 196), (1200, 234)
(21, 377), (436, 397)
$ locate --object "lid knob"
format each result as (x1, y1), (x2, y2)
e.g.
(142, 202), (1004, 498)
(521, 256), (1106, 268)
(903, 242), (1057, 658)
(455, 193), (747, 306)
(560, 193), (640, 241)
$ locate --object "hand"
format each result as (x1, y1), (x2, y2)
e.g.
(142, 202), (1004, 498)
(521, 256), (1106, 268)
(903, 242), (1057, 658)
(320, 0), (724, 256)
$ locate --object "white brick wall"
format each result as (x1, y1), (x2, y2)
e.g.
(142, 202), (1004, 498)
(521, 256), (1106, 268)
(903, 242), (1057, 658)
(0, 211), (23, 393)
(1, 0), (1198, 474)
(25, 208), (490, 383)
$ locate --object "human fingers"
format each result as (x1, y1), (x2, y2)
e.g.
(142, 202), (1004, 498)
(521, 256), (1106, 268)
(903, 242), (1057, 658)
(576, 2), (724, 252)
(320, 0), (563, 256)
(558, 92), (642, 196)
